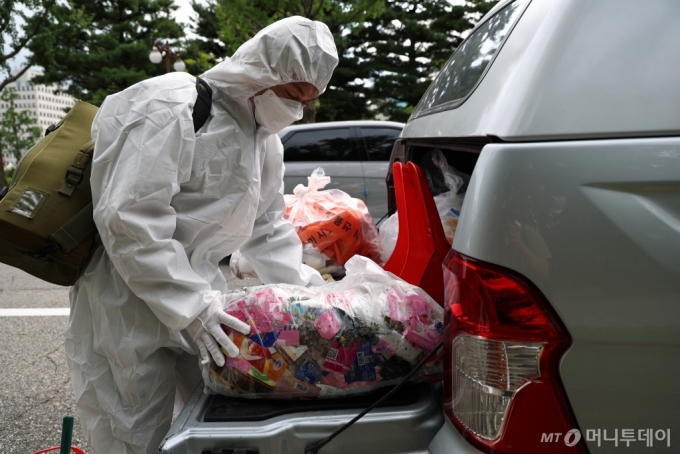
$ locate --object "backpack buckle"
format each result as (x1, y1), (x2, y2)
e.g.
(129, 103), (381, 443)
(45, 123), (58, 136)
(65, 166), (84, 187)
(59, 166), (85, 196)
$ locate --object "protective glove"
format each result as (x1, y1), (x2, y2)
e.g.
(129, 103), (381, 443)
(187, 293), (251, 367)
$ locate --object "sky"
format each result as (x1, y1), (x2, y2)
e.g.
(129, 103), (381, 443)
(174, 0), (201, 31)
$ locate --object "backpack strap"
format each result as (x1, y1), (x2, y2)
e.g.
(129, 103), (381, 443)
(49, 80), (212, 253)
(193, 77), (213, 133)
(59, 140), (95, 197)
(49, 202), (96, 254)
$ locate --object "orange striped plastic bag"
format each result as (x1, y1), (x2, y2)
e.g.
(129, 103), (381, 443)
(284, 168), (382, 266)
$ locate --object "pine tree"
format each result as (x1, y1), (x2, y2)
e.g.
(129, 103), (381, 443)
(29, 0), (185, 106)
(351, 0), (498, 122)
(314, 23), (374, 122)
(181, 1), (227, 76)
(189, 0), (497, 123)
(0, 89), (42, 188)
(1, 0), (62, 92)
(203, 0), (386, 123)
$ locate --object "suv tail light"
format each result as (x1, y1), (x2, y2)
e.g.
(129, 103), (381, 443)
(443, 251), (588, 454)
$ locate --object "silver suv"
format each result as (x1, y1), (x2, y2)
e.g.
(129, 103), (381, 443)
(279, 120), (403, 221)
(162, 1), (679, 453)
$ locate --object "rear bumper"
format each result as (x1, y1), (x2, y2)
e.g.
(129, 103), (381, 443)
(428, 416), (484, 454)
(161, 384), (444, 454)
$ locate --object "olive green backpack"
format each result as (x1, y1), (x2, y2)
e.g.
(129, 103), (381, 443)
(0, 101), (99, 285)
(0, 78), (213, 286)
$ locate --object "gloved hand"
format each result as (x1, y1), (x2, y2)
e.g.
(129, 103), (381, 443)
(187, 293), (251, 367)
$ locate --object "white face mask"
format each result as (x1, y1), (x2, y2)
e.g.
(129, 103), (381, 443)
(253, 89), (304, 133)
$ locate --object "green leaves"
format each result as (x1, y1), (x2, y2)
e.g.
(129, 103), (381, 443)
(349, 0), (499, 122)
(14, 0), (498, 119)
(0, 89), (42, 187)
(213, 0), (386, 55)
(192, 0), (497, 122)
(28, 0), (186, 106)
(199, 0), (387, 121)
(180, 1), (226, 75)
(1, 0), (59, 92)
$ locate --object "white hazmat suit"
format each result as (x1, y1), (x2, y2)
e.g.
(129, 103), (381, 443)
(66, 17), (338, 454)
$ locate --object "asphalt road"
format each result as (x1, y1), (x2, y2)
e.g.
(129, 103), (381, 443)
(0, 261), (261, 454)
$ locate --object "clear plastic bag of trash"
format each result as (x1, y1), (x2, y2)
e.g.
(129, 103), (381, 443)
(284, 167), (383, 267)
(202, 255), (444, 399)
(379, 150), (465, 262)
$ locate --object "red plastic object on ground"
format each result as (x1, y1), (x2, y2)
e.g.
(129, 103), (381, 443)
(31, 448), (85, 454)
(383, 161), (450, 306)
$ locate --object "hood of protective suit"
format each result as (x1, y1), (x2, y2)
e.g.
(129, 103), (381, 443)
(202, 16), (339, 101)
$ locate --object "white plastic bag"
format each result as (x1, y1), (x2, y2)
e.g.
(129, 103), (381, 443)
(434, 191), (465, 243)
(378, 212), (399, 263)
(379, 150), (465, 262)
(424, 149), (465, 196)
(229, 249), (259, 280)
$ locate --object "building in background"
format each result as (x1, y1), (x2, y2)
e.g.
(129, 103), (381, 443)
(0, 69), (76, 132)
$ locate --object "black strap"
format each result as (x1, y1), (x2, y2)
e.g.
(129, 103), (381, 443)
(49, 202), (96, 253)
(59, 141), (95, 197)
(193, 77), (213, 133)
(304, 341), (444, 454)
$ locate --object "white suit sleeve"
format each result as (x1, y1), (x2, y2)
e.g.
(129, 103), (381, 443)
(239, 135), (324, 287)
(90, 76), (219, 332)
(240, 193), (324, 287)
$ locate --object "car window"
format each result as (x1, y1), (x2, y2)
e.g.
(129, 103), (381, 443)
(360, 127), (402, 161)
(412, 0), (525, 118)
(283, 128), (358, 162)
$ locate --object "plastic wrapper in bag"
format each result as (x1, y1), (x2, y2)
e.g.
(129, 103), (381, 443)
(379, 150), (465, 262)
(229, 246), (339, 282)
(202, 255), (444, 399)
(284, 168), (383, 267)
(302, 243), (344, 277)
(229, 249), (259, 280)
(378, 213), (400, 263)
(229, 244), (344, 280)
(420, 148), (468, 197)
(435, 191), (465, 242)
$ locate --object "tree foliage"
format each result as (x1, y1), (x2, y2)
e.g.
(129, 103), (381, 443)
(214, 0), (385, 55)
(29, 0), (185, 105)
(23, 0), (499, 121)
(1, 0), (59, 92)
(196, 0), (386, 122)
(0, 89), (42, 188)
(181, 0), (226, 76)
(190, 0), (498, 122)
(350, 0), (495, 122)
(315, 19), (374, 122)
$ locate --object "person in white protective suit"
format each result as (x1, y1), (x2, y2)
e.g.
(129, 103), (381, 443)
(65, 16), (338, 454)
